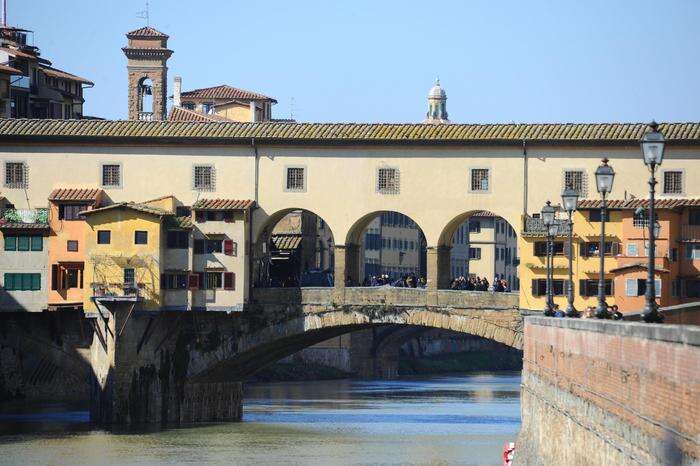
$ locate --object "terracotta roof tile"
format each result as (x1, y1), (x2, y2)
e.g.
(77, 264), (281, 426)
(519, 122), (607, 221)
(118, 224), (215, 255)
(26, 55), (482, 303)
(0, 63), (22, 75)
(192, 199), (255, 210)
(49, 188), (103, 202)
(168, 106), (231, 122)
(578, 198), (700, 210)
(81, 202), (171, 217)
(1, 120), (699, 144)
(0, 220), (49, 230)
(181, 84), (276, 103)
(40, 65), (93, 85)
(126, 26), (168, 38)
(610, 263), (670, 274)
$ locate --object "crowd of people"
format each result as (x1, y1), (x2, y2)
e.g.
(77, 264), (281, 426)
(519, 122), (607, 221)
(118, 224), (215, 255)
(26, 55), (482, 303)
(550, 304), (624, 319)
(360, 273), (426, 288)
(449, 276), (510, 292)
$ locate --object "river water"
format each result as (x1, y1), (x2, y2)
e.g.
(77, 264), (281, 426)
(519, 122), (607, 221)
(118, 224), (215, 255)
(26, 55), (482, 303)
(0, 373), (520, 465)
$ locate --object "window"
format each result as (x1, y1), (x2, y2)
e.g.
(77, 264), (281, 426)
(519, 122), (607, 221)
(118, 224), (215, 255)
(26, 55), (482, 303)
(563, 170), (588, 197)
(67, 240), (78, 252)
(3, 273), (41, 291)
(167, 230), (189, 249)
(134, 231), (148, 245)
(101, 164), (121, 188)
(4, 161), (26, 188)
(377, 167), (400, 194)
(686, 244), (700, 260)
(581, 242), (618, 257)
(626, 278), (661, 297)
(633, 209), (656, 229)
(182, 102), (195, 111)
(202, 102), (214, 114)
(65, 269), (79, 289)
(161, 273), (188, 290)
(626, 243), (638, 256)
(97, 230), (111, 244)
(663, 170), (683, 195)
(4, 235), (42, 251)
(531, 279), (566, 296)
(124, 268), (135, 288)
(194, 239), (223, 254)
(689, 209), (700, 226)
(534, 241), (565, 257)
(588, 209), (610, 222)
(203, 272), (222, 289)
(469, 247), (481, 260)
(175, 206), (191, 217)
(193, 165), (215, 191)
(285, 167), (306, 191)
(59, 204), (87, 221)
(469, 220), (481, 233)
(470, 168), (489, 192)
(223, 272), (235, 290)
(579, 279), (613, 296)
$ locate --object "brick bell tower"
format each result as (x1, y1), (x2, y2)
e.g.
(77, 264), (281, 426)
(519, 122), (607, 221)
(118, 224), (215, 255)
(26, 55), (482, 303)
(122, 26), (173, 121)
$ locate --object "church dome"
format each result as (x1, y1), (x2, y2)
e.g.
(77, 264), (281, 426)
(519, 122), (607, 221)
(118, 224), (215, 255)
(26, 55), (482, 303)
(428, 79), (446, 99)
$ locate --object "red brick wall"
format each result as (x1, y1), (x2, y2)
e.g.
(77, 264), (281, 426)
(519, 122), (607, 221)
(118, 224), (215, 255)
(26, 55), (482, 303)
(518, 317), (699, 465)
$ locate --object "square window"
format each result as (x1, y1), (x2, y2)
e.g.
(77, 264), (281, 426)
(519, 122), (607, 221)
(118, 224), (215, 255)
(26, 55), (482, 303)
(193, 165), (215, 191)
(4, 162), (26, 188)
(67, 240), (79, 252)
(101, 164), (121, 188)
(97, 230), (111, 244)
(59, 204), (87, 221)
(663, 171), (683, 195)
(626, 243), (638, 256)
(470, 168), (489, 192)
(377, 167), (400, 194)
(286, 167), (305, 191)
(563, 170), (588, 197)
(134, 231), (148, 245)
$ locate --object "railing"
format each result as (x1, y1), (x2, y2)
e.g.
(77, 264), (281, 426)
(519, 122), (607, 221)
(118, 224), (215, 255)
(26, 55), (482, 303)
(91, 283), (141, 300)
(680, 224), (700, 241)
(523, 215), (570, 236)
(138, 111), (154, 121)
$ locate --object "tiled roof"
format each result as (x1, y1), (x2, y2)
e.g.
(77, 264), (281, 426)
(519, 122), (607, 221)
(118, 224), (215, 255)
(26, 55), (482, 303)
(0, 220), (49, 230)
(610, 263), (670, 274)
(0, 64), (22, 75)
(578, 198), (700, 210)
(81, 202), (171, 217)
(49, 188), (103, 202)
(41, 65), (93, 85)
(0, 46), (52, 65)
(1, 120), (699, 144)
(168, 106), (231, 122)
(192, 199), (255, 210)
(272, 234), (303, 250)
(126, 26), (168, 38)
(181, 84), (276, 102)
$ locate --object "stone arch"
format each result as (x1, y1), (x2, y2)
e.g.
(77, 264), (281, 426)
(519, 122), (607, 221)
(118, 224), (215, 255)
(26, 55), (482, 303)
(188, 307), (523, 383)
(343, 210), (428, 286)
(253, 207), (336, 287)
(137, 77), (154, 118)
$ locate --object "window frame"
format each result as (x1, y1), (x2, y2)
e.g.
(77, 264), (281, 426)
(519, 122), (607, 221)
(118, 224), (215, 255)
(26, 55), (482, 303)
(192, 164), (215, 192)
(284, 165), (307, 192)
(4, 160), (27, 189)
(562, 168), (588, 198)
(468, 167), (491, 193)
(376, 166), (400, 195)
(97, 230), (111, 245)
(100, 162), (123, 189)
(661, 169), (684, 196)
(134, 230), (148, 245)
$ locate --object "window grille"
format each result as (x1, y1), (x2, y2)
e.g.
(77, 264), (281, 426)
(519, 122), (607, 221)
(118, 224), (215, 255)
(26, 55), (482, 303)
(663, 171), (683, 194)
(563, 170), (588, 197)
(193, 165), (215, 191)
(102, 164), (121, 187)
(377, 167), (400, 194)
(286, 167), (305, 191)
(470, 168), (489, 191)
(5, 162), (27, 188)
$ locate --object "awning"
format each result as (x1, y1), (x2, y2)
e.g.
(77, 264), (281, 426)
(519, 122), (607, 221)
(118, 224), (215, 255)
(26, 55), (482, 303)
(272, 234), (302, 251)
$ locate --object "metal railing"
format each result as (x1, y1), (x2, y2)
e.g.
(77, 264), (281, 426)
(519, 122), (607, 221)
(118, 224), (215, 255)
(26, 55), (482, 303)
(523, 215), (570, 235)
(138, 111), (154, 121)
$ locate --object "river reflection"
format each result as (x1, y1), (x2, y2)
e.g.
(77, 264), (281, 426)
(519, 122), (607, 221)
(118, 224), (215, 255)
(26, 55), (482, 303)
(0, 372), (520, 466)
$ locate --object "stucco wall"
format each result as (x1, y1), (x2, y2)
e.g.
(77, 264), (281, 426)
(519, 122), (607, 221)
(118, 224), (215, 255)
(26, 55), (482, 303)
(0, 231), (48, 312)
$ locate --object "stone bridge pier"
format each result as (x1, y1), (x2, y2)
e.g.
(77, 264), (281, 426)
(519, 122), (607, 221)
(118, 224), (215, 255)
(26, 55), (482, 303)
(87, 288), (524, 426)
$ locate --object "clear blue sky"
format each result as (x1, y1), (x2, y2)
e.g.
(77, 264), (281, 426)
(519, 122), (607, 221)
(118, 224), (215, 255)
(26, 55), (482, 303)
(12, 0), (700, 123)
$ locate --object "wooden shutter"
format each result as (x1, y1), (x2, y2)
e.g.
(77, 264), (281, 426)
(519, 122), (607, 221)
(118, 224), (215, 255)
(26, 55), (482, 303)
(579, 242), (588, 257)
(224, 272), (235, 290)
(612, 242), (620, 256)
(188, 273), (199, 290)
(531, 279), (540, 296)
(563, 241), (570, 257)
(625, 278), (637, 297)
(51, 264), (59, 291)
(224, 239), (235, 256)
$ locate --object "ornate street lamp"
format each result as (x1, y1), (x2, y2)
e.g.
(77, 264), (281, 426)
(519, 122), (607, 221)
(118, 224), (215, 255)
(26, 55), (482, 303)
(641, 121), (666, 323)
(561, 187), (580, 317)
(594, 158), (615, 318)
(541, 201), (556, 316)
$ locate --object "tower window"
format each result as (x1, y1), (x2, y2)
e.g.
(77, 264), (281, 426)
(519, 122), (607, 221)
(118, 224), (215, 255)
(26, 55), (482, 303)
(377, 167), (400, 194)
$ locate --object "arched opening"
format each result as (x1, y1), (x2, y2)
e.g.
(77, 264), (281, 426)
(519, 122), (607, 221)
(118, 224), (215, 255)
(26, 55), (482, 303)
(438, 211), (519, 292)
(137, 77), (154, 121)
(345, 211), (427, 287)
(254, 209), (334, 287)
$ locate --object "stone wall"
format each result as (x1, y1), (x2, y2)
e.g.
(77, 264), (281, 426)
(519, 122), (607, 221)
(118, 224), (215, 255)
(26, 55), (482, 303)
(516, 316), (699, 465)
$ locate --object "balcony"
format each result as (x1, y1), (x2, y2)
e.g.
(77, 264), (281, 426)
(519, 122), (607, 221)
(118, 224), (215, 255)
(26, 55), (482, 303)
(138, 111), (154, 121)
(91, 283), (142, 302)
(0, 208), (49, 228)
(680, 224), (700, 242)
(522, 215), (571, 237)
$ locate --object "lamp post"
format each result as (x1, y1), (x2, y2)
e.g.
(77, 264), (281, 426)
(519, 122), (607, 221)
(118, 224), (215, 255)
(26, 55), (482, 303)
(541, 201), (556, 316)
(561, 187), (580, 317)
(594, 158), (615, 319)
(641, 122), (666, 323)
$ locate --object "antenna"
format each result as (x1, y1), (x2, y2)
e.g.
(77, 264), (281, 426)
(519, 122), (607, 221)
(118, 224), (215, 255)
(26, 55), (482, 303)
(136, 0), (150, 26)
(290, 96), (296, 121)
(1, 0), (6, 27)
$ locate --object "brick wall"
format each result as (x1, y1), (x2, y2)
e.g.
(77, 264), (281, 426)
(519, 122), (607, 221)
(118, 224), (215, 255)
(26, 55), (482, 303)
(516, 316), (699, 465)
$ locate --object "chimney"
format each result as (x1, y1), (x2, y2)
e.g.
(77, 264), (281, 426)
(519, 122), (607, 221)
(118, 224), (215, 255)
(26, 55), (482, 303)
(249, 101), (257, 122)
(173, 76), (182, 108)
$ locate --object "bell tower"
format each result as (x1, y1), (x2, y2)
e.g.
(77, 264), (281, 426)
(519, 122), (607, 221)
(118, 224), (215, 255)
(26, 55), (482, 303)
(122, 26), (173, 121)
(423, 78), (450, 124)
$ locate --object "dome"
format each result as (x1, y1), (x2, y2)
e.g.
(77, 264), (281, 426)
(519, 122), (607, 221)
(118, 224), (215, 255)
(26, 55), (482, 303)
(428, 78), (446, 99)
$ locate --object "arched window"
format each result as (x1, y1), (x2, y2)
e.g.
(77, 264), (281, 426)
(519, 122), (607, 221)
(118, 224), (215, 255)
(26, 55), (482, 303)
(137, 77), (154, 121)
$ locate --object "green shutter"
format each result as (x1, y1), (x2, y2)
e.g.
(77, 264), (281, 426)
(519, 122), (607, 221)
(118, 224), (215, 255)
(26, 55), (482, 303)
(31, 236), (43, 251)
(21, 273), (32, 291)
(31, 274), (41, 291)
(4, 235), (16, 251)
(17, 236), (30, 251)
(4, 273), (15, 291)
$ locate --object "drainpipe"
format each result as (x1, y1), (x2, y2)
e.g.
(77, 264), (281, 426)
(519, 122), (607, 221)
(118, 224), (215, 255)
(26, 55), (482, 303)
(522, 139), (528, 233)
(249, 137), (260, 303)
